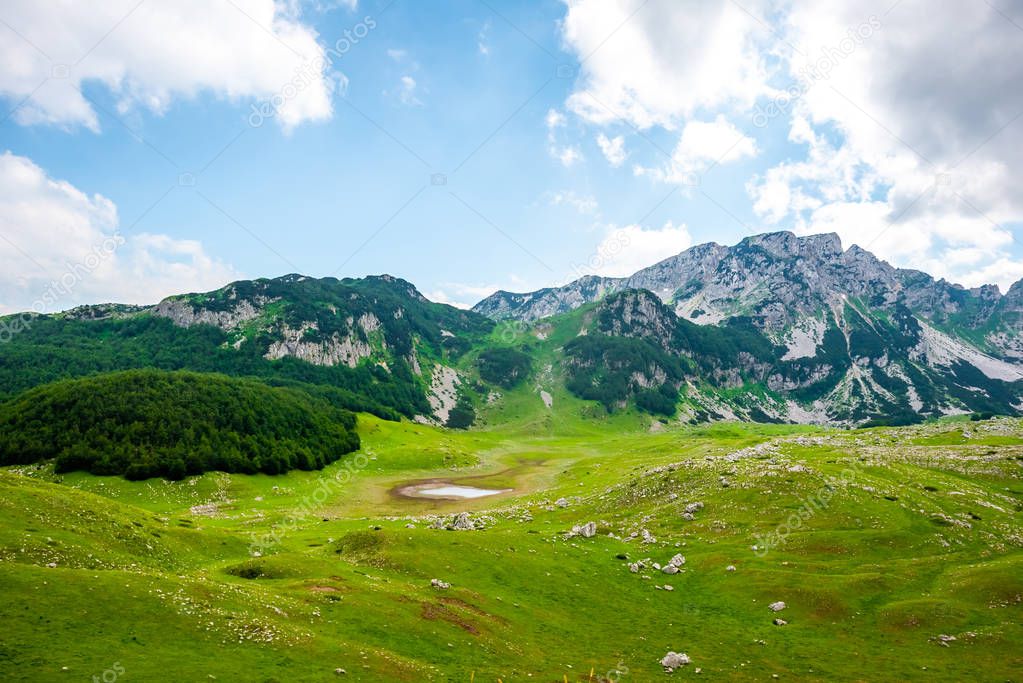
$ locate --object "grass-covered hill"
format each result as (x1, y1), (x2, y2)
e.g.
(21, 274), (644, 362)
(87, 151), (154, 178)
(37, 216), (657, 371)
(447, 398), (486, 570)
(0, 370), (359, 480)
(0, 274), (495, 423)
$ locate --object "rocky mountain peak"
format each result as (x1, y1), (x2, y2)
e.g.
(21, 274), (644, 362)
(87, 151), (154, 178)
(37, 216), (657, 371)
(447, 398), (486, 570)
(738, 231), (843, 259)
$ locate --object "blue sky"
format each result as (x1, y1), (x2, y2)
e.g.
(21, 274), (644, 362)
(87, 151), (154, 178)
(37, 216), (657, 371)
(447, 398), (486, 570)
(2, 0), (1022, 312)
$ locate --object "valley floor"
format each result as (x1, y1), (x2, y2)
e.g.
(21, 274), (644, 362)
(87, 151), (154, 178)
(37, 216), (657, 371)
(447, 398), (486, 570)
(1, 416), (1022, 681)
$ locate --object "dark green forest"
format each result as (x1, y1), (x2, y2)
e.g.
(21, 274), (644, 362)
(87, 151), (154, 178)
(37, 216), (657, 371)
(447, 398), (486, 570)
(0, 370), (360, 480)
(477, 347), (533, 388)
(564, 335), (686, 415)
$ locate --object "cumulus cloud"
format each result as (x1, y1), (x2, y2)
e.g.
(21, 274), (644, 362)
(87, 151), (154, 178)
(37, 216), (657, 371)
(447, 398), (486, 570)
(582, 222), (692, 278)
(0, 0), (339, 132)
(544, 108), (582, 166)
(0, 151), (239, 314)
(637, 115), (757, 186)
(746, 0), (1023, 289)
(548, 190), (600, 216)
(596, 133), (627, 167)
(545, 108), (567, 129)
(557, 0), (1023, 289)
(426, 278), (538, 308)
(395, 75), (422, 106)
(560, 0), (772, 129)
(554, 146), (583, 167)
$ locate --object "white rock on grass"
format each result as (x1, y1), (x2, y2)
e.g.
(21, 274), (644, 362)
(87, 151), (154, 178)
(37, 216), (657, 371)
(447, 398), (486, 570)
(769, 601), (786, 612)
(726, 565), (737, 572)
(668, 554), (686, 567)
(451, 513), (475, 531)
(660, 652), (691, 672)
(430, 579), (451, 589)
(571, 521), (597, 538)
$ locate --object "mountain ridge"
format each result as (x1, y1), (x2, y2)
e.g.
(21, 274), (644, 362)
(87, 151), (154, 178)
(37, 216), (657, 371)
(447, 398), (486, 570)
(4, 232), (1023, 427)
(473, 231), (1019, 337)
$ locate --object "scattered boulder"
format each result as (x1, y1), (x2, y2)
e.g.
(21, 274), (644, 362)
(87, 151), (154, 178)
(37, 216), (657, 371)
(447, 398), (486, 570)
(572, 521), (597, 538)
(430, 579), (451, 590)
(684, 502), (704, 515)
(726, 565), (737, 572)
(668, 554), (686, 568)
(663, 585), (674, 591)
(936, 634), (956, 647)
(660, 652), (691, 672)
(628, 563), (640, 573)
(769, 601), (786, 612)
(773, 618), (787, 626)
(451, 512), (475, 531)
(555, 498), (570, 508)
(662, 565), (679, 575)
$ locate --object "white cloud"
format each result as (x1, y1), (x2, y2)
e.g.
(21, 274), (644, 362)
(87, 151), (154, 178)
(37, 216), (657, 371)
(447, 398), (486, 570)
(560, 0), (773, 129)
(544, 108), (583, 165)
(423, 290), (473, 310)
(557, 0), (1023, 290)
(387, 48), (408, 61)
(596, 133), (627, 167)
(395, 75), (422, 106)
(426, 280), (531, 309)
(583, 222), (692, 278)
(0, 0), (338, 132)
(548, 190), (600, 216)
(638, 115), (757, 186)
(478, 20), (492, 56)
(0, 151), (239, 314)
(554, 146), (583, 167)
(747, 0), (1023, 289)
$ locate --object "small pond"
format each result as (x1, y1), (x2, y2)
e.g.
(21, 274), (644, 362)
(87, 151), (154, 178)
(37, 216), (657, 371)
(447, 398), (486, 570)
(397, 482), (511, 500)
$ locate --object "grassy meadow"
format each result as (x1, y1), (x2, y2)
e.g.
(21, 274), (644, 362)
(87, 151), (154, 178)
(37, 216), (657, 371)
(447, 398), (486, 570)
(1, 403), (1022, 681)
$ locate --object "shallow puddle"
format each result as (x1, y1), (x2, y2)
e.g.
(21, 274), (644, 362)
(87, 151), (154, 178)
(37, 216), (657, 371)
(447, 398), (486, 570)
(397, 483), (511, 499)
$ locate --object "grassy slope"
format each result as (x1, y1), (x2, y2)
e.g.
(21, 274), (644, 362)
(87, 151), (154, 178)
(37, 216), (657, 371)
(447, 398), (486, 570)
(1, 410), (1022, 681)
